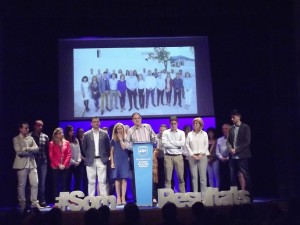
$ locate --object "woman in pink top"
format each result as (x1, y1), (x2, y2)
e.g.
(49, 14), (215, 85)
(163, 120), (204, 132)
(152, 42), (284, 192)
(49, 127), (71, 198)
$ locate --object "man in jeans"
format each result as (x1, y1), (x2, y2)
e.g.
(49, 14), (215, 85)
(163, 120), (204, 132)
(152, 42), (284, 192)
(30, 120), (49, 207)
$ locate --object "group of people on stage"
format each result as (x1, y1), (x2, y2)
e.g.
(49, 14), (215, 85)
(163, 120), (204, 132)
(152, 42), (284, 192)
(12, 109), (252, 211)
(80, 68), (194, 115)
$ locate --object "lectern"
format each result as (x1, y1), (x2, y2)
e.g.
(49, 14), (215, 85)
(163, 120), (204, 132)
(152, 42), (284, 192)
(132, 142), (153, 206)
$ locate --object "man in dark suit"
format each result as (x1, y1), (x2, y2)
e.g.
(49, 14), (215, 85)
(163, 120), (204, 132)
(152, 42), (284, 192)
(82, 117), (111, 196)
(227, 110), (252, 195)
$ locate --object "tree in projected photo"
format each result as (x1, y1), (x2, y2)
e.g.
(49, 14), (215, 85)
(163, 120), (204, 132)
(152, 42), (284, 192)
(147, 47), (171, 71)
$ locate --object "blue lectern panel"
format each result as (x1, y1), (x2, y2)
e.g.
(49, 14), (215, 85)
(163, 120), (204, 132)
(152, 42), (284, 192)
(132, 142), (153, 206)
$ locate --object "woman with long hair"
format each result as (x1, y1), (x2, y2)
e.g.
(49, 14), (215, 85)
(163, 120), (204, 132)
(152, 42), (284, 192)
(65, 125), (83, 191)
(117, 74), (127, 112)
(76, 127), (88, 195)
(206, 127), (220, 188)
(183, 72), (193, 108)
(81, 76), (90, 112)
(186, 117), (209, 199)
(49, 127), (71, 198)
(110, 123), (131, 205)
(89, 75), (100, 111)
(165, 73), (173, 106)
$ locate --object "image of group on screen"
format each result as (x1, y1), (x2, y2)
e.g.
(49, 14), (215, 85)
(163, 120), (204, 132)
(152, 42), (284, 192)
(13, 109), (252, 210)
(80, 68), (194, 115)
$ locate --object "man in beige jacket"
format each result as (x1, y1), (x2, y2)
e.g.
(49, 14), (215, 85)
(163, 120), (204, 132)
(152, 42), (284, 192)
(13, 122), (43, 210)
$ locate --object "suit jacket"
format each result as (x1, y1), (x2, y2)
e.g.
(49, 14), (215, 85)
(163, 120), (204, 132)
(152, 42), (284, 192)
(13, 134), (39, 169)
(227, 123), (251, 159)
(82, 128), (110, 166)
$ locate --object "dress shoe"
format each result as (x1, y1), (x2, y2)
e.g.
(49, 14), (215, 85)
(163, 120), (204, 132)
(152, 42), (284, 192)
(32, 203), (44, 209)
(135, 107), (139, 110)
(153, 104), (156, 107)
(179, 104), (182, 107)
(101, 110), (104, 115)
(128, 107), (132, 111)
(39, 202), (47, 207)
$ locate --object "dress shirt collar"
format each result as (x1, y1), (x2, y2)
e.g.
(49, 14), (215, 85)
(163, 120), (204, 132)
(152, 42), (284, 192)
(192, 130), (203, 135)
(92, 128), (100, 133)
(234, 122), (241, 127)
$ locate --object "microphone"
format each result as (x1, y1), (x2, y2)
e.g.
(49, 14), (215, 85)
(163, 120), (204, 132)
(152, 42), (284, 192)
(130, 126), (139, 142)
(143, 124), (157, 144)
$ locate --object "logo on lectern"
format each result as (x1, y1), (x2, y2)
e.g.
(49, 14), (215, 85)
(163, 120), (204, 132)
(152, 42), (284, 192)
(138, 146), (148, 156)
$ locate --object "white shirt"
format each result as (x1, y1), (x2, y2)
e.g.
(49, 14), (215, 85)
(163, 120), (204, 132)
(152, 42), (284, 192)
(216, 136), (229, 159)
(109, 78), (118, 91)
(93, 129), (100, 156)
(183, 77), (193, 90)
(126, 76), (138, 90)
(70, 140), (82, 165)
(185, 130), (209, 156)
(170, 72), (176, 79)
(138, 80), (146, 89)
(162, 129), (185, 155)
(156, 77), (165, 90)
(156, 133), (165, 158)
(145, 76), (156, 89)
(81, 82), (90, 95)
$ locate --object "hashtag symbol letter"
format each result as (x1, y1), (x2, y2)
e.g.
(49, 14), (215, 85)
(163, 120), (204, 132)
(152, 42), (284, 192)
(55, 192), (70, 211)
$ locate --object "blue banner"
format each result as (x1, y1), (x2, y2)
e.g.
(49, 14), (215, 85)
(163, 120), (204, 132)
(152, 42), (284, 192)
(132, 142), (153, 206)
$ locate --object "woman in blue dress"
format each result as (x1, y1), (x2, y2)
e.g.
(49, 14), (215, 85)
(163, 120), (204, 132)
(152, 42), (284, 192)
(110, 122), (131, 205)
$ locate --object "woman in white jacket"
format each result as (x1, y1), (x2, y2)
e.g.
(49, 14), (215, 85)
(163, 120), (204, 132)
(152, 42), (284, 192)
(186, 117), (209, 198)
(183, 72), (193, 108)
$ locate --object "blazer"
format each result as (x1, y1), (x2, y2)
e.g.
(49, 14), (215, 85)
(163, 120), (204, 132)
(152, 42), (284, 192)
(82, 129), (111, 166)
(227, 123), (251, 159)
(49, 140), (71, 169)
(13, 134), (39, 169)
